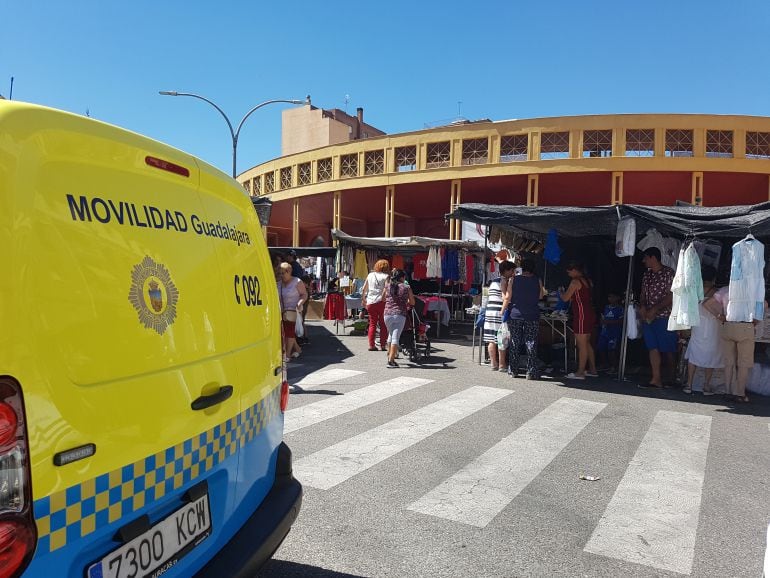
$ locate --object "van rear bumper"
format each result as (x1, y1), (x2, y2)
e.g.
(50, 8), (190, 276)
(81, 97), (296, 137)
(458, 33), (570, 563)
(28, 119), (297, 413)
(195, 442), (302, 578)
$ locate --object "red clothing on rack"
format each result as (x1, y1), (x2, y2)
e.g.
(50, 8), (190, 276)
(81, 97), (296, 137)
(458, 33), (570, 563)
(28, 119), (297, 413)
(464, 254), (474, 289)
(324, 293), (347, 320)
(412, 252), (428, 279)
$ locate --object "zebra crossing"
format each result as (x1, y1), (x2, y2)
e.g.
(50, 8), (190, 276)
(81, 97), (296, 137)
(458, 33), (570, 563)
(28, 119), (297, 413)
(284, 367), (767, 576)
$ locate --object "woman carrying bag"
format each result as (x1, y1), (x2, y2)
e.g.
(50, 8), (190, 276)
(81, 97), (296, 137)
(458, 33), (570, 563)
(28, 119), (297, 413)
(279, 262), (308, 363)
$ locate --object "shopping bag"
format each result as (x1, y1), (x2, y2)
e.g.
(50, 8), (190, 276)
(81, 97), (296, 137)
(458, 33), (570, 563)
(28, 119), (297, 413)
(475, 308), (486, 329)
(626, 304), (639, 340)
(496, 322), (510, 350)
(295, 312), (304, 337)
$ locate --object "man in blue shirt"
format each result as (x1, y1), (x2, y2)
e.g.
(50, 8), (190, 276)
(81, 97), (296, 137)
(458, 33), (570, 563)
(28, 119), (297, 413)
(287, 250), (304, 278)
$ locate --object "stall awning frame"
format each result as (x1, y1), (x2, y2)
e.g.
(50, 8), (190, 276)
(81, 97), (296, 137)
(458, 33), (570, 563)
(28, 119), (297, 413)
(331, 229), (483, 251)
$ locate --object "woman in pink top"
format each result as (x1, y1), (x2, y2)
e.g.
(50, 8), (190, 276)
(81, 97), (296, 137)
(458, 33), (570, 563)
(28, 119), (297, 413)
(383, 269), (415, 368)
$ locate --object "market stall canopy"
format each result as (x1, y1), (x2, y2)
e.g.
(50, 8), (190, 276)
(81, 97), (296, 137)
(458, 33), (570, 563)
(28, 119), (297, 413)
(269, 247), (338, 258)
(331, 229), (482, 250)
(448, 202), (770, 239)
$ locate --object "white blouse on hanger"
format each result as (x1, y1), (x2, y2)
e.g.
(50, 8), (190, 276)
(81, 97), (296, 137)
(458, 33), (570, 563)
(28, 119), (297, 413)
(726, 234), (765, 322)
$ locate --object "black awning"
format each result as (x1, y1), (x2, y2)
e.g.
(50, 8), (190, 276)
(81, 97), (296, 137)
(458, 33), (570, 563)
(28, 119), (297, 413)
(448, 202), (770, 239)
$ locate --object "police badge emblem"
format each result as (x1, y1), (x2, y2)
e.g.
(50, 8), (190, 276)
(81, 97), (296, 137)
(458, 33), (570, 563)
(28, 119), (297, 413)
(128, 256), (179, 335)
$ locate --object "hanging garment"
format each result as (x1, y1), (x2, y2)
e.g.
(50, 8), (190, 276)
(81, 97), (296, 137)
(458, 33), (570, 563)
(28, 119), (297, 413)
(693, 239), (722, 269)
(391, 254), (405, 269)
(668, 243), (703, 331)
(637, 228), (664, 252)
(637, 228), (680, 269)
(544, 228), (562, 264)
(442, 249), (460, 281)
(338, 245), (354, 277)
(353, 250), (369, 279)
(365, 249), (378, 272)
(626, 304), (640, 339)
(662, 237), (682, 271)
(465, 254), (475, 288)
(426, 246), (442, 278)
(323, 293), (347, 320)
(726, 235), (765, 322)
(615, 217), (636, 258)
(412, 252), (428, 279)
(488, 226), (503, 245)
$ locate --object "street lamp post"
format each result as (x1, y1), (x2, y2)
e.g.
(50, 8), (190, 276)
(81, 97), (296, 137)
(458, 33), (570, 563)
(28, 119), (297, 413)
(159, 91), (311, 178)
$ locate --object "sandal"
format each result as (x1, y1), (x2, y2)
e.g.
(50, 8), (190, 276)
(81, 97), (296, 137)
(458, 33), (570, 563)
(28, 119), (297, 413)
(565, 373), (585, 380)
(585, 372), (599, 378)
(637, 382), (663, 389)
(491, 365), (499, 371)
(682, 387), (692, 394)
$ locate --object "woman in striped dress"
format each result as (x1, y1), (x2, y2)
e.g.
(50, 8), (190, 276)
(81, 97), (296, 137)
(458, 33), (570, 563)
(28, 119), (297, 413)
(483, 261), (516, 371)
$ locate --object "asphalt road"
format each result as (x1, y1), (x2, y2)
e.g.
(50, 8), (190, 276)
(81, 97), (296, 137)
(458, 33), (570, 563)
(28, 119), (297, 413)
(258, 320), (770, 578)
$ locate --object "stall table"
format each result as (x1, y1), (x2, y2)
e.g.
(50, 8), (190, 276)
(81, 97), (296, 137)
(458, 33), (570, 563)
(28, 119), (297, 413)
(345, 295), (363, 318)
(539, 313), (575, 373)
(421, 296), (450, 338)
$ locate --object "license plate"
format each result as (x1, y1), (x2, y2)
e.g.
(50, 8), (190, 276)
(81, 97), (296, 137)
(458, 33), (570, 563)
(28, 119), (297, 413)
(87, 494), (211, 578)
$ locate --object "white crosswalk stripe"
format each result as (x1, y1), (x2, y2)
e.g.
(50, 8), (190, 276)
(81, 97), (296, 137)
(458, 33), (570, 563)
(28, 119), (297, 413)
(583, 410), (712, 575)
(285, 368), (742, 574)
(293, 386), (513, 490)
(293, 368), (365, 388)
(284, 376), (433, 434)
(407, 397), (607, 527)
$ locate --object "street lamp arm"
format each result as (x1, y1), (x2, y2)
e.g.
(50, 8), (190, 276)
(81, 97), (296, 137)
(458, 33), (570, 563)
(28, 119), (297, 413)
(159, 91), (236, 141)
(233, 99), (305, 142)
(159, 91), (309, 178)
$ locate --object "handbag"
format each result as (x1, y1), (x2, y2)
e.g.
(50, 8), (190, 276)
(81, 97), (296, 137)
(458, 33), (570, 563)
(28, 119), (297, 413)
(282, 309), (297, 323)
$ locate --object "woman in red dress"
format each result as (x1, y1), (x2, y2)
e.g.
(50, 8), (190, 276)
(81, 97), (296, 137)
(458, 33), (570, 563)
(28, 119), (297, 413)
(560, 261), (597, 379)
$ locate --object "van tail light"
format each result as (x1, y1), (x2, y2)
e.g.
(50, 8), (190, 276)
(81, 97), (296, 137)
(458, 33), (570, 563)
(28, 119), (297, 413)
(280, 381), (289, 413)
(0, 378), (36, 578)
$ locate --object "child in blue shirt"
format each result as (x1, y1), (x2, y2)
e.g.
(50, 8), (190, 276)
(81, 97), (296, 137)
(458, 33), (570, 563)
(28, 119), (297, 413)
(597, 292), (624, 372)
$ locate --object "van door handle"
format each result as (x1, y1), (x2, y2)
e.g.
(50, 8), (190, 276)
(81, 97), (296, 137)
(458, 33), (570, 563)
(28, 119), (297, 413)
(191, 386), (234, 411)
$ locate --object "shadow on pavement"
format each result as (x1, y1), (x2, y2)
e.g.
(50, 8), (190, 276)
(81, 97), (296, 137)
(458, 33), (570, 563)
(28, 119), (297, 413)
(257, 559), (368, 577)
(545, 375), (770, 416)
(288, 324), (353, 379)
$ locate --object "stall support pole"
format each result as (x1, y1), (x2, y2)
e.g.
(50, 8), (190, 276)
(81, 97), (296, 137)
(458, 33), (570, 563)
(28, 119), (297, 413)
(483, 226), (489, 286)
(618, 255), (635, 382)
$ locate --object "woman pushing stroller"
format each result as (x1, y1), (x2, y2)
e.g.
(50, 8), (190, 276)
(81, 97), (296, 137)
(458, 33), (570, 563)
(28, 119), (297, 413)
(383, 268), (415, 368)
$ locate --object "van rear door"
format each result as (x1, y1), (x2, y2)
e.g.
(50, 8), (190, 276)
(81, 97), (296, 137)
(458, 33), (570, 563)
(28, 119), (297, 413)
(192, 164), (284, 517)
(0, 103), (250, 577)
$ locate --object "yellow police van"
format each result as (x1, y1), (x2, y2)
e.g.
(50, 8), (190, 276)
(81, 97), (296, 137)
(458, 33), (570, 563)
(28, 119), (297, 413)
(0, 101), (301, 577)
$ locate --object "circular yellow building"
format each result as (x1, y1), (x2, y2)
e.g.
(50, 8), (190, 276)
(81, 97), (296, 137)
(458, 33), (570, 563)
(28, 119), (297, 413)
(239, 112), (770, 246)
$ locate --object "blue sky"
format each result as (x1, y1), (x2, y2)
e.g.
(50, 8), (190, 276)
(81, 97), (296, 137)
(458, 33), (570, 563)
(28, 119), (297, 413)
(4, 1), (770, 176)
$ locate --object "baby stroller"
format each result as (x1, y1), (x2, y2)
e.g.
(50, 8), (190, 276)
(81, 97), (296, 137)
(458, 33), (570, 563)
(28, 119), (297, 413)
(400, 296), (431, 363)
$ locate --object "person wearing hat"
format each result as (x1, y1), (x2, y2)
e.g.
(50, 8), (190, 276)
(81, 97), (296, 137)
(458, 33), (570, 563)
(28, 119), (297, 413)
(287, 250), (304, 279)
